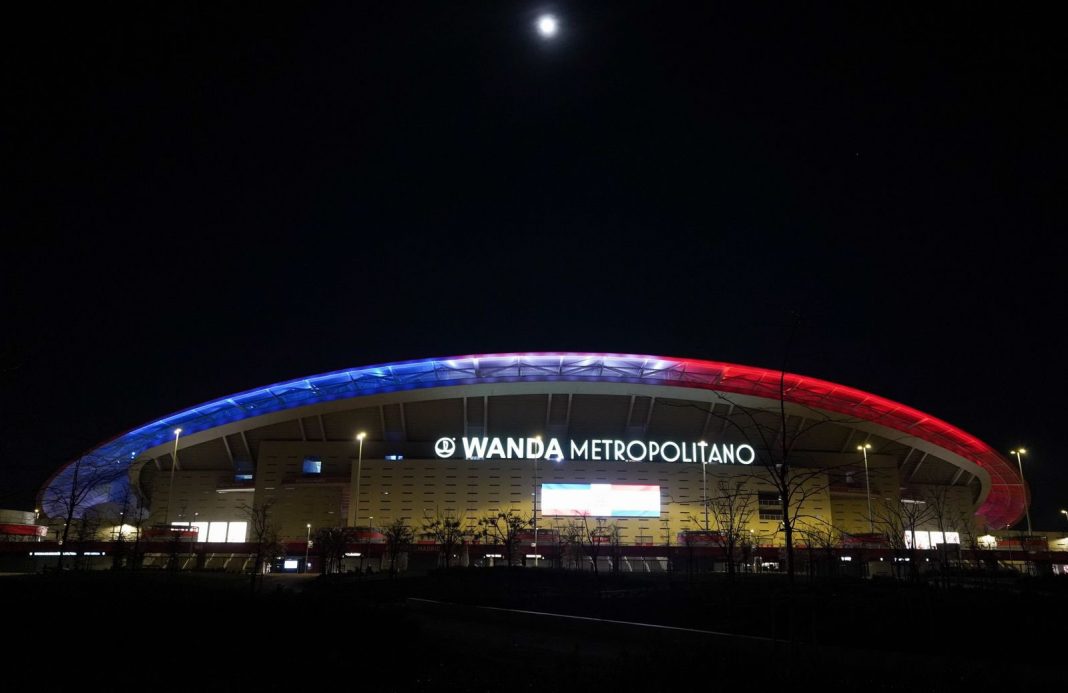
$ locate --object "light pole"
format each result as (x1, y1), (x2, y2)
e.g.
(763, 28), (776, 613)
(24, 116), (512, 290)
(858, 443), (874, 534)
(353, 432), (366, 527)
(1010, 449), (1031, 534)
(304, 523), (311, 573)
(531, 435), (541, 567)
(167, 428), (182, 525)
(701, 442), (709, 531)
(1060, 509), (1067, 527)
(190, 511), (199, 561)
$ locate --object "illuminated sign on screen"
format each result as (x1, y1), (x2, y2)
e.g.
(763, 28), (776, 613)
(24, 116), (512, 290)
(434, 436), (754, 464)
(541, 483), (661, 517)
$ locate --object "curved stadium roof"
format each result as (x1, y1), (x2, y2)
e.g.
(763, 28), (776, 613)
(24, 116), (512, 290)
(40, 353), (1025, 529)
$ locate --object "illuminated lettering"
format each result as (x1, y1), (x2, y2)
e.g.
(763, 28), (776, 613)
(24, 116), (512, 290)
(444, 436), (757, 464)
(462, 438), (488, 459)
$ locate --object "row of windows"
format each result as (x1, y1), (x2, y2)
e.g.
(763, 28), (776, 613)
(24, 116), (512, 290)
(171, 521), (248, 543)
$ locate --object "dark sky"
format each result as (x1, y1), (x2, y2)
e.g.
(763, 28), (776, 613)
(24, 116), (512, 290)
(4, 4), (1065, 527)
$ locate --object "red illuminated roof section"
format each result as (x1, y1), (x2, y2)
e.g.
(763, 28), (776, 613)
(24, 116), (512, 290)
(623, 355), (1022, 529)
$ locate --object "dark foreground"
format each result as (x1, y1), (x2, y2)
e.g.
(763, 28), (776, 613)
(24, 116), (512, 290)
(3, 569), (1064, 691)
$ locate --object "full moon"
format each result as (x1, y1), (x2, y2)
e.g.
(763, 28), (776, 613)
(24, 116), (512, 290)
(536, 14), (558, 38)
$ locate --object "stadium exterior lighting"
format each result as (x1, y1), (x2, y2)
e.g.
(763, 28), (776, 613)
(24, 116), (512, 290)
(167, 428), (182, 524)
(858, 443), (874, 533)
(1010, 449), (1031, 534)
(354, 432), (367, 527)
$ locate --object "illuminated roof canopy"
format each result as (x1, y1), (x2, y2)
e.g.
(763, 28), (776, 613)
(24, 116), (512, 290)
(41, 353), (1024, 528)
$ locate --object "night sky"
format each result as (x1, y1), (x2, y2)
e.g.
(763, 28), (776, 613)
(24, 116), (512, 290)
(4, 4), (1065, 528)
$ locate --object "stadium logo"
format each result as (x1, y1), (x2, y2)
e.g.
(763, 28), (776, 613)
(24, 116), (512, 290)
(434, 437), (457, 458)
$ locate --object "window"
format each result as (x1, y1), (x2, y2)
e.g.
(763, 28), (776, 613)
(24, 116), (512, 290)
(227, 521), (248, 543)
(208, 522), (228, 543)
(234, 456), (254, 482)
(758, 492), (782, 521)
(302, 457), (322, 475)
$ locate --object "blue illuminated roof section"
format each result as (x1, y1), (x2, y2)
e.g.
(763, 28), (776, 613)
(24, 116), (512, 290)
(39, 352), (1024, 528)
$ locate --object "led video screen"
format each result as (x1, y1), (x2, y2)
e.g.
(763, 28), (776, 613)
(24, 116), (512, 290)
(541, 483), (660, 517)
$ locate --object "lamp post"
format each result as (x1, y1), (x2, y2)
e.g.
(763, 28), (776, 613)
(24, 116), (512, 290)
(190, 511), (199, 560)
(1010, 449), (1031, 534)
(167, 428), (182, 525)
(1060, 509), (1067, 527)
(858, 443), (874, 534)
(353, 432), (366, 527)
(701, 441), (709, 531)
(304, 523), (311, 573)
(531, 435), (541, 567)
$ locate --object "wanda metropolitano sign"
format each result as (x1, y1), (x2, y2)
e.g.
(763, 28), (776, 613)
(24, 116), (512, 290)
(433, 436), (756, 465)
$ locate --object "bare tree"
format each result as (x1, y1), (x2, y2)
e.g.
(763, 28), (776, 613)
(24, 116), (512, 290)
(129, 481), (152, 570)
(314, 526), (349, 575)
(794, 517), (843, 578)
(383, 518), (413, 577)
(557, 519), (585, 570)
(243, 499), (283, 592)
(924, 486), (958, 582)
(42, 454), (127, 570)
(421, 508), (467, 568)
(702, 477), (756, 580)
(873, 495), (935, 581)
(664, 393), (857, 586)
(572, 513), (609, 576)
(474, 510), (530, 567)
(953, 506), (986, 571)
(604, 522), (624, 574)
(110, 489), (134, 570)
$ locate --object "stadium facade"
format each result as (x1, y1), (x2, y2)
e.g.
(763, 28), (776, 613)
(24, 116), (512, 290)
(35, 353), (1030, 571)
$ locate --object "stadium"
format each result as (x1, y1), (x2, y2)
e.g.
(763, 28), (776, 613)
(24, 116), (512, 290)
(30, 352), (1036, 573)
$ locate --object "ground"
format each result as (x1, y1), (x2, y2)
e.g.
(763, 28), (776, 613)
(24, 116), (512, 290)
(6, 568), (1064, 690)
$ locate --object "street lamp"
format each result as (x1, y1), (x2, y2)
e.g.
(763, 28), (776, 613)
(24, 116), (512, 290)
(190, 511), (199, 559)
(305, 523), (311, 573)
(1059, 509), (1067, 527)
(353, 432), (366, 527)
(167, 428), (182, 524)
(1010, 449), (1031, 534)
(531, 435), (541, 567)
(700, 441), (709, 531)
(858, 443), (874, 534)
